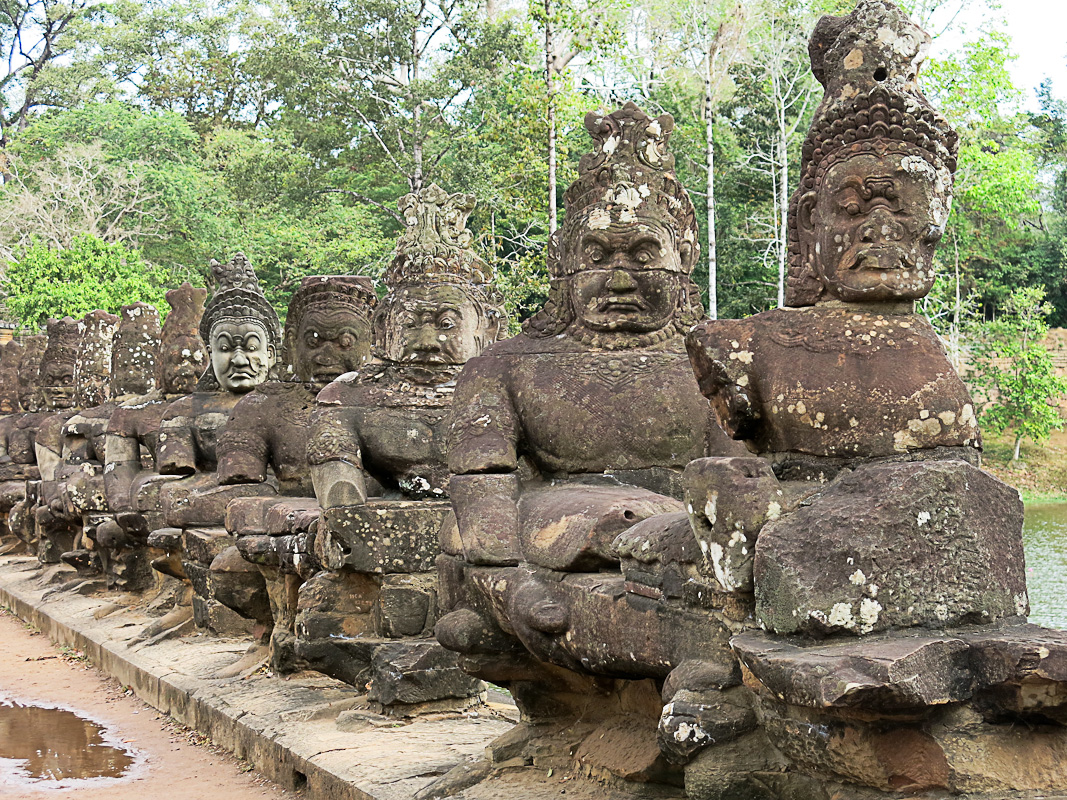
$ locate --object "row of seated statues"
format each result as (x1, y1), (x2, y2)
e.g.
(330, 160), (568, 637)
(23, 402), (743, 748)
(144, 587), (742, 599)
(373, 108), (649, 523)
(2, 3), (1067, 796)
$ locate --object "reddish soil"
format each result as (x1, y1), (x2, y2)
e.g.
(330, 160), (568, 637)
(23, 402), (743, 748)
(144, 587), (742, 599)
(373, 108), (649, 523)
(0, 608), (297, 799)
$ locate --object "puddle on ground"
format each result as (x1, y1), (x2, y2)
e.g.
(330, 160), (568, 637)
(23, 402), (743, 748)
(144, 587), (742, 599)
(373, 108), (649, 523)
(0, 695), (138, 787)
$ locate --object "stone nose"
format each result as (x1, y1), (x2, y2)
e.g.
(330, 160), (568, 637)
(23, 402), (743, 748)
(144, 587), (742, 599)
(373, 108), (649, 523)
(411, 325), (443, 351)
(859, 207), (904, 244)
(606, 269), (638, 292)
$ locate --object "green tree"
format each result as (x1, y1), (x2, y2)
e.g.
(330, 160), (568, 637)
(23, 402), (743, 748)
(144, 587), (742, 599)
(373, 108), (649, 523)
(2, 234), (168, 328)
(971, 287), (1067, 461)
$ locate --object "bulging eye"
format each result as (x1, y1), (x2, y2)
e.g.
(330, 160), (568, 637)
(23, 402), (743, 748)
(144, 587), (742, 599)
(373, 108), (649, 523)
(633, 248), (653, 265)
(338, 333), (355, 348)
(845, 202), (861, 216)
(439, 317), (456, 330)
(588, 246), (604, 263)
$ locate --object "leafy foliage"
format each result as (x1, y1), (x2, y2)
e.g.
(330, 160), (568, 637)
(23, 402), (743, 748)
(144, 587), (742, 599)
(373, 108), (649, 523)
(970, 288), (1067, 460)
(3, 235), (168, 328)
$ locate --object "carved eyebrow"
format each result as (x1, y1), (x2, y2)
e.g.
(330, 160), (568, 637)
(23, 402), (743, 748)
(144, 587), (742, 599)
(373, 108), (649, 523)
(630, 236), (662, 250)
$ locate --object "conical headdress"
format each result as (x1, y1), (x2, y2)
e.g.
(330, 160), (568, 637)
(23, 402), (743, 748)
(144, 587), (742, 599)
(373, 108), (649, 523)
(786, 0), (959, 306)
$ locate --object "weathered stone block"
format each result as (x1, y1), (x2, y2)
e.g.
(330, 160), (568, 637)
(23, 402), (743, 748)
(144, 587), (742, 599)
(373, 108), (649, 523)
(368, 641), (484, 706)
(755, 460), (1026, 635)
(320, 499), (450, 573)
(731, 630), (974, 709)
(182, 527), (235, 566)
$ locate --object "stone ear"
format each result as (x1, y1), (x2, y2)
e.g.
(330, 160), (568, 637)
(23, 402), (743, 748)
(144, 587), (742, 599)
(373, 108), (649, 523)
(798, 191), (817, 235)
(679, 240), (695, 273)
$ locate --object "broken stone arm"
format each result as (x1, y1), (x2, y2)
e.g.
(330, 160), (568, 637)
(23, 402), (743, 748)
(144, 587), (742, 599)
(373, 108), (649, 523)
(307, 405), (367, 509)
(685, 325), (761, 442)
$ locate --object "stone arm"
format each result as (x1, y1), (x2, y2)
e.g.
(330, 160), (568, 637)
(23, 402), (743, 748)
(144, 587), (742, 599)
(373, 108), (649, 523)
(217, 391), (271, 485)
(446, 355), (522, 565)
(156, 395), (197, 476)
(685, 321), (762, 443)
(307, 400), (367, 510)
(104, 407), (143, 514)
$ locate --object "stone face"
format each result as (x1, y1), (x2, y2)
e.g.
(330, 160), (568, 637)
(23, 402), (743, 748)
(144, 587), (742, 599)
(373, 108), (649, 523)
(754, 460), (1026, 636)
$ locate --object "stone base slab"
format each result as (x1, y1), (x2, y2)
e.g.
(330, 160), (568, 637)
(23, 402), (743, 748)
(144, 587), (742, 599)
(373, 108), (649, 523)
(0, 556), (513, 800)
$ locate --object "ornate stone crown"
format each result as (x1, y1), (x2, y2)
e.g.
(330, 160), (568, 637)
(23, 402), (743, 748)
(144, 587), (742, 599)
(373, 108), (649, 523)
(786, 0), (960, 307)
(550, 102), (699, 278)
(111, 302), (161, 396)
(386, 184), (494, 288)
(200, 254), (281, 351)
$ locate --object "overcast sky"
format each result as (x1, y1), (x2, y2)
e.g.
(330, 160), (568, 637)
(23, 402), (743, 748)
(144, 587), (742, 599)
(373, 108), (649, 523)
(930, 0), (1067, 110)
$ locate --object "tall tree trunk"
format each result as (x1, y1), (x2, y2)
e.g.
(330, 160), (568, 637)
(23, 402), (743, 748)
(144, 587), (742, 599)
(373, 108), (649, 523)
(545, 0), (557, 234)
(1013, 433), (1022, 462)
(777, 129), (788, 309)
(704, 60), (717, 320)
(411, 26), (423, 192)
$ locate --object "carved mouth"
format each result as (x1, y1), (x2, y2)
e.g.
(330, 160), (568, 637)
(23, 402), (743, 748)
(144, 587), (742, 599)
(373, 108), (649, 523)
(848, 246), (914, 272)
(598, 297), (647, 312)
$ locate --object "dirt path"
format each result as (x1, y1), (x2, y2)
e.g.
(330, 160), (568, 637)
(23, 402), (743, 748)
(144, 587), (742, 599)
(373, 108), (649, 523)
(0, 609), (298, 799)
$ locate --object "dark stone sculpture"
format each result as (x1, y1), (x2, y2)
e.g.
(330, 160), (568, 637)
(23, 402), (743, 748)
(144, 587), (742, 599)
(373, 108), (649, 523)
(294, 184), (505, 707)
(32, 312), (116, 563)
(44, 302), (163, 585)
(431, 102), (748, 788)
(153, 255), (281, 635)
(671, 2), (1067, 796)
(216, 274), (376, 672)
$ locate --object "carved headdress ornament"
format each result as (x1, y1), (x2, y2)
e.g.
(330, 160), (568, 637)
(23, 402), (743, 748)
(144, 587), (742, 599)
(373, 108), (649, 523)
(550, 102), (699, 278)
(159, 282), (206, 392)
(199, 254), (281, 351)
(74, 309), (120, 406)
(111, 302), (161, 397)
(786, 0), (960, 306)
(385, 184), (494, 288)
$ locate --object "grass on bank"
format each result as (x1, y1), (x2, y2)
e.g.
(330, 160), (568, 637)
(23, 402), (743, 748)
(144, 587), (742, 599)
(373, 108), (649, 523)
(982, 429), (1067, 503)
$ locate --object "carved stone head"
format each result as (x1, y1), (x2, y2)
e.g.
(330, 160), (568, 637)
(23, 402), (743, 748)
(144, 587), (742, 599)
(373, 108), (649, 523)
(524, 103), (704, 348)
(374, 184), (506, 365)
(284, 275), (376, 382)
(38, 318), (81, 410)
(787, 0), (959, 306)
(0, 341), (23, 413)
(198, 254), (280, 394)
(111, 303), (161, 397)
(17, 335), (45, 412)
(159, 282), (207, 396)
(74, 310), (120, 407)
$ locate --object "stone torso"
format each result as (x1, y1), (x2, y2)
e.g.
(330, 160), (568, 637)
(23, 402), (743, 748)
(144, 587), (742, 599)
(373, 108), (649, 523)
(157, 392), (243, 475)
(449, 335), (741, 478)
(217, 381), (318, 494)
(688, 306), (980, 460)
(314, 363), (458, 496)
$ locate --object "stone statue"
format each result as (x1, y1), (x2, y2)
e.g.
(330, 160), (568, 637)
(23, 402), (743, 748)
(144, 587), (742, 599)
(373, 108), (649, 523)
(430, 103), (748, 787)
(48, 303), (163, 582)
(152, 254), (281, 635)
(293, 184), (505, 707)
(658, 3), (1067, 797)
(1, 335), (46, 552)
(33, 311), (117, 563)
(215, 274), (376, 673)
(98, 284), (206, 623)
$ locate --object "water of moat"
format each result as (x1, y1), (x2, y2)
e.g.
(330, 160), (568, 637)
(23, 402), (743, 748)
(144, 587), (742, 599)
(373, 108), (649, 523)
(0, 696), (137, 786)
(1023, 502), (1067, 630)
